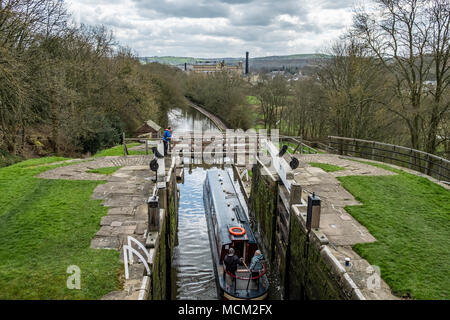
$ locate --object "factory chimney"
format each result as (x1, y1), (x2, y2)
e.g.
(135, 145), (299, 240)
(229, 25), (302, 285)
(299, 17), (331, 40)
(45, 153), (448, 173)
(245, 51), (249, 74)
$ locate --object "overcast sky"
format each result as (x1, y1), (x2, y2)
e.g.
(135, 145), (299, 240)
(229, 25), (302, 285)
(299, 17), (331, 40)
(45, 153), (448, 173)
(67, 0), (357, 58)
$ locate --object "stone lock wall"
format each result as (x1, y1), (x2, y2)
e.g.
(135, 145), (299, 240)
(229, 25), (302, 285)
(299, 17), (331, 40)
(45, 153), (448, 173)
(150, 212), (168, 300)
(250, 162), (278, 260)
(149, 164), (179, 300)
(249, 162), (360, 300)
(286, 210), (347, 300)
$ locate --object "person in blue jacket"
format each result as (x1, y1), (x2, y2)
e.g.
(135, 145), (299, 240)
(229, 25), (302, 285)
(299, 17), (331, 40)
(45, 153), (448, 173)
(249, 250), (264, 289)
(162, 126), (172, 156)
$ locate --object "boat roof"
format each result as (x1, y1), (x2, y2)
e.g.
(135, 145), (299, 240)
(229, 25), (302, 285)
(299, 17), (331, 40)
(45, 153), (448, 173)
(205, 169), (257, 245)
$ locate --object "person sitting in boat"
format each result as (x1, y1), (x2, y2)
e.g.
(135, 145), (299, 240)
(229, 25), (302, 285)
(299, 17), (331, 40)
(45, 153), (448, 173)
(223, 247), (243, 291)
(249, 250), (265, 289)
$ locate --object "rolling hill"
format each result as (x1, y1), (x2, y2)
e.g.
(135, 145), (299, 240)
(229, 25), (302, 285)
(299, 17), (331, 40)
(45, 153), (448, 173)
(139, 53), (330, 74)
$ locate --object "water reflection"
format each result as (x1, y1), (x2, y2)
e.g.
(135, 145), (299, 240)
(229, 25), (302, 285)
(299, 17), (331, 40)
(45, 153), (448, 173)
(169, 107), (219, 300)
(168, 106), (280, 300)
(172, 167), (217, 300)
(168, 107), (219, 133)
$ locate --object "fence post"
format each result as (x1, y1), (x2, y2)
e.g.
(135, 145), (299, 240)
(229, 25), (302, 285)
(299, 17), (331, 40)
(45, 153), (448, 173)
(425, 154), (431, 176)
(147, 195), (160, 232)
(392, 146), (395, 164)
(409, 149), (413, 169)
(145, 139), (149, 155)
(300, 135), (303, 154)
(372, 142), (375, 160)
(306, 193), (321, 231)
(353, 139), (356, 157)
(290, 183), (302, 208)
(355, 139), (359, 158)
(122, 132), (127, 156)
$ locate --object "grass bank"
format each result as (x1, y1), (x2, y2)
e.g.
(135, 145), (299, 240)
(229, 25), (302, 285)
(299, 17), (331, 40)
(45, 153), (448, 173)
(337, 161), (449, 299)
(0, 157), (122, 299)
(308, 162), (344, 172)
(86, 166), (122, 175)
(93, 143), (149, 157)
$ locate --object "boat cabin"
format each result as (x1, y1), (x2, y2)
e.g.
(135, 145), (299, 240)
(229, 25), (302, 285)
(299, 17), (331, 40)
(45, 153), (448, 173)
(204, 169), (268, 300)
(204, 169), (258, 265)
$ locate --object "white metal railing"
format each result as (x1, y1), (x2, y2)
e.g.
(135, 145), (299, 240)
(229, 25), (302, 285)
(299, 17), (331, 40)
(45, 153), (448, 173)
(123, 236), (151, 279)
(265, 139), (293, 191)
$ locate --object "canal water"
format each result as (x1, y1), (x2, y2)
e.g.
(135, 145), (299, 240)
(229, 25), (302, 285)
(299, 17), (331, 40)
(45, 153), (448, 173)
(169, 107), (219, 300)
(169, 106), (281, 300)
(167, 107), (218, 133)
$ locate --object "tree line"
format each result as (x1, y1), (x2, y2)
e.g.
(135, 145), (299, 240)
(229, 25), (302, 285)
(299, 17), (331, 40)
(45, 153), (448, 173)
(254, 0), (449, 158)
(0, 0), (186, 165)
(185, 71), (252, 130)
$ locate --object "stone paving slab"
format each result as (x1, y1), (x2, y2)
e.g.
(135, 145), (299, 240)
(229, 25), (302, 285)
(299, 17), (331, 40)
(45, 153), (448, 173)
(100, 215), (131, 226)
(292, 154), (395, 246)
(329, 246), (399, 300)
(296, 154), (397, 177)
(107, 207), (135, 216)
(90, 236), (120, 249)
(135, 204), (149, 221)
(37, 156), (153, 180)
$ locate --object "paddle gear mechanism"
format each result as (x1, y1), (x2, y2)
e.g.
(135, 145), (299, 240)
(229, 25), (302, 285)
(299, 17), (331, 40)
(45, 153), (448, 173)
(152, 147), (164, 159)
(278, 144), (299, 170)
(149, 158), (159, 172)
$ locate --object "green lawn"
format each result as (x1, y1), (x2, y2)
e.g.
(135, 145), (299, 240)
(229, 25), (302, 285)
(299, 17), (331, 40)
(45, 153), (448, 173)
(0, 149), (23, 168)
(309, 162), (345, 172)
(337, 162), (450, 299)
(246, 95), (261, 105)
(0, 158), (122, 299)
(93, 143), (149, 157)
(86, 166), (122, 175)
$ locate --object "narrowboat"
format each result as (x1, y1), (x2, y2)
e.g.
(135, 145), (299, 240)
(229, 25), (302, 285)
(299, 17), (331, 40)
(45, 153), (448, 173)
(203, 169), (269, 300)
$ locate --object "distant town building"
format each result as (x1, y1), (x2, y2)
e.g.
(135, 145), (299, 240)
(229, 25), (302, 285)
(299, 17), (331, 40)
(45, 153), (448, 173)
(191, 61), (243, 76)
(266, 70), (288, 79)
(247, 73), (261, 85)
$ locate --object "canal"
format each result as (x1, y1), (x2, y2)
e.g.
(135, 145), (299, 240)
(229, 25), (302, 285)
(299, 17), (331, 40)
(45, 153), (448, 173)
(168, 105), (280, 300)
(169, 107), (219, 300)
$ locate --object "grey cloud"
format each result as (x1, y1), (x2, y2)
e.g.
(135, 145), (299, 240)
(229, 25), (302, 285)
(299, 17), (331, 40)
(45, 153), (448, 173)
(228, 0), (307, 26)
(68, 0), (354, 57)
(218, 0), (255, 3)
(321, 0), (355, 10)
(132, 0), (230, 18)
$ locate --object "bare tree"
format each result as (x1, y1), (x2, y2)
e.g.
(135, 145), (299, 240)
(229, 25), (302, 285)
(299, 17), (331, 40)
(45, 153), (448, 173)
(317, 37), (389, 140)
(255, 75), (289, 132)
(353, 0), (449, 154)
(424, 0), (450, 154)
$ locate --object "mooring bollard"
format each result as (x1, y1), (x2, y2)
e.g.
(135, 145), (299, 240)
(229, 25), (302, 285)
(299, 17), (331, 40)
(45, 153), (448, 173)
(290, 182), (302, 207)
(345, 257), (351, 267)
(306, 192), (321, 231)
(147, 195), (159, 232)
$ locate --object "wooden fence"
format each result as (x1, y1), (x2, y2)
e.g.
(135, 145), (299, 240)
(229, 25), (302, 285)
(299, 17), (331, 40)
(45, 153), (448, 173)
(122, 132), (161, 155)
(328, 136), (450, 183)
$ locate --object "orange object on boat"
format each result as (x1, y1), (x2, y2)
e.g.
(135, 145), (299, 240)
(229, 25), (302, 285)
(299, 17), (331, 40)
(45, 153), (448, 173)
(229, 226), (246, 236)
